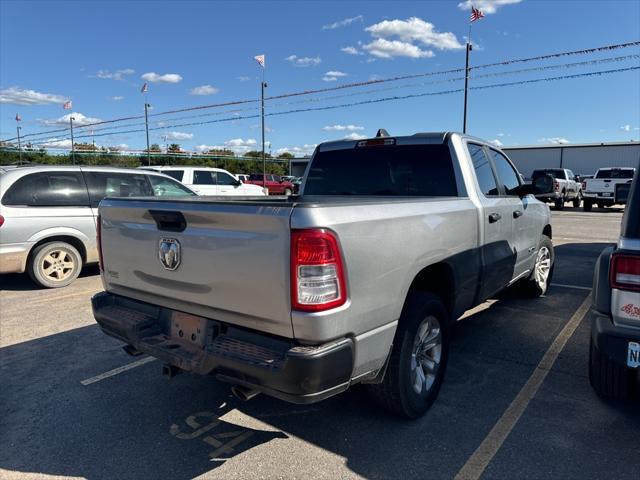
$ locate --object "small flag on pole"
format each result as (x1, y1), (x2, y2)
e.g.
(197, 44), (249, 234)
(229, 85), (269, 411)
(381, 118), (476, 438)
(63, 100), (72, 110)
(15, 113), (21, 122)
(254, 54), (265, 68)
(141, 82), (149, 93)
(470, 6), (485, 22)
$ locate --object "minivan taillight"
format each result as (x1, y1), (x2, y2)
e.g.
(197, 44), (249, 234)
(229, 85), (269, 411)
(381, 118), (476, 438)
(96, 215), (104, 271)
(0, 215), (4, 228)
(291, 229), (347, 312)
(610, 252), (640, 292)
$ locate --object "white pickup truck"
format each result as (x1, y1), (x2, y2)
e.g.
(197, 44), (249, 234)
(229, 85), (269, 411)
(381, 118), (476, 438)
(531, 168), (582, 210)
(582, 167), (636, 211)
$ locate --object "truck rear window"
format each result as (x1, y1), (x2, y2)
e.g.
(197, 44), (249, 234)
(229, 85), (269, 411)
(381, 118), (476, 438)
(304, 144), (458, 196)
(532, 169), (565, 179)
(595, 169), (635, 179)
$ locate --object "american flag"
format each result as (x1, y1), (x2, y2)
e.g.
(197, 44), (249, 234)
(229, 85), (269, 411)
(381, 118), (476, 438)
(254, 54), (265, 68)
(63, 100), (72, 110)
(470, 6), (485, 22)
(141, 82), (149, 93)
(15, 113), (21, 122)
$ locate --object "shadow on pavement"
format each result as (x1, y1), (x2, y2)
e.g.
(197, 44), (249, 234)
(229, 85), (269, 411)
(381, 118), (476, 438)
(0, 265), (100, 292)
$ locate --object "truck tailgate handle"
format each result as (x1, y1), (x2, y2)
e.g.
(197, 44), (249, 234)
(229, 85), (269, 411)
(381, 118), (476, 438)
(149, 210), (187, 232)
(488, 213), (502, 223)
(513, 210), (523, 219)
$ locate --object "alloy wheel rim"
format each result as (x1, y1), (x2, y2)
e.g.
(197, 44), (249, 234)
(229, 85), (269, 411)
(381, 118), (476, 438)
(534, 246), (551, 290)
(410, 315), (442, 395)
(42, 250), (75, 282)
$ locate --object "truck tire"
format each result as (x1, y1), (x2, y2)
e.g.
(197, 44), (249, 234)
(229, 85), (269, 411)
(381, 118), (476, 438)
(572, 193), (581, 208)
(589, 337), (631, 400)
(554, 196), (565, 210)
(583, 200), (593, 212)
(520, 235), (554, 297)
(27, 241), (82, 288)
(368, 292), (449, 419)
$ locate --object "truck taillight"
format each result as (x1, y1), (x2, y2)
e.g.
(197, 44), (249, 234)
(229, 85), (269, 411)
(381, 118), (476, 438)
(554, 180), (560, 192)
(582, 181), (587, 191)
(97, 215), (104, 271)
(291, 229), (347, 312)
(610, 252), (640, 292)
(0, 215), (4, 228)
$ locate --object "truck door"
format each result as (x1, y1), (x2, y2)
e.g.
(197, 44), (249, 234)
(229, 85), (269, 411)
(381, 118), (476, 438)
(192, 170), (219, 195)
(468, 143), (517, 300)
(487, 148), (539, 280)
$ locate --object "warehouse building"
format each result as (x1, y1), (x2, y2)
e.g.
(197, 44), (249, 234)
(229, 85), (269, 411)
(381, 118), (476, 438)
(289, 140), (639, 179)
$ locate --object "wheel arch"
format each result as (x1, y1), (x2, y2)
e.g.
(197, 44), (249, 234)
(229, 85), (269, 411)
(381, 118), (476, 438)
(402, 262), (455, 323)
(543, 224), (552, 239)
(28, 235), (88, 265)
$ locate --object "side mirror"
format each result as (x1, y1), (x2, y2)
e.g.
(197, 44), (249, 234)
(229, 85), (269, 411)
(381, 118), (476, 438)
(233, 179), (242, 187)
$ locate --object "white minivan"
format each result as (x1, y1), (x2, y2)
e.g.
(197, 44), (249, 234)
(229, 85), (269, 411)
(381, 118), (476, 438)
(140, 166), (266, 196)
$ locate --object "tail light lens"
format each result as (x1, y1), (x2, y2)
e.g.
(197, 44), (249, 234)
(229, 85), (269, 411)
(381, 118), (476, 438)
(96, 215), (104, 271)
(610, 252), (640, 292)
(291, 229), (347, 312)
(582, 181), (587, 191)
(554, 180), (560, 192)
(0, 215), (4, 228)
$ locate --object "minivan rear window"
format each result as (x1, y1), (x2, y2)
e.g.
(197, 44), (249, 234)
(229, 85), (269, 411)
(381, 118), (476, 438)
(595, 169), (635, 179)
(2, 172), (89, 207)
(303, 144), (458, 196)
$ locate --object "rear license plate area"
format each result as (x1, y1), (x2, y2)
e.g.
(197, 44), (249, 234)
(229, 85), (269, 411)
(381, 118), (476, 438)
(170, 311), (208, 347)
(601, 193), (612, 197)
(628, 342), (640, 368)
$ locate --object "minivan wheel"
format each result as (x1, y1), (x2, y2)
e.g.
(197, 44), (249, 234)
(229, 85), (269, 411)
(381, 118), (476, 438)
(368, 292), (449, 419)
(28, 241), (82, 288)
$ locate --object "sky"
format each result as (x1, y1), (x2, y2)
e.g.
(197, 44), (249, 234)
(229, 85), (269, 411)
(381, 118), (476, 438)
(1, 0), (639, 156)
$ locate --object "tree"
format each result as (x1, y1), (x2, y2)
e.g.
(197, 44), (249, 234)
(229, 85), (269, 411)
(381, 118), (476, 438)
(244, 150), (272, 159)
(148, 143), (162, 153)
(75, 142), (98, 152)
(277, 152), (294, 159)
(168, 143), (181, 153)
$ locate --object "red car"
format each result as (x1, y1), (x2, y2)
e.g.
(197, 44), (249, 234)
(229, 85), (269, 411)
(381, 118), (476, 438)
(246, 174), (294, 195)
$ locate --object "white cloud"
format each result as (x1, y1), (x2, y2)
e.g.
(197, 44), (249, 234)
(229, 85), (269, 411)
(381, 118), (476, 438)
(344, 132), (368, 140)
(362, 38), (435, 59)
(538, 137), (570, 145)
(489, 139), (504, 147)
(365, 17), (464, 51)
(496, 132), (505, 137)
(42, 112), (102, 127)
(188, 85), (219, 96)
(41, 138), (73, 149)
(621, 124), (631, 132)
(141, 72), (183, 84)
(0, 86), (67, 105)
(111, 143), (129, 150)
(237, 76), (251, 81)
(194, 144), (225, 153)
(322, 15), (363, 30)
(341, 46), (362, 55)
(285, 55), (322, 67)
(323, 124), (364, 132)
(165, 131), (194, 141)
(457, 0), (523, 14)
(111, 96), (124, 101)
(94, 68), (135, 80)
(322, 70), (348, 82)
(275, 144), (317, 157)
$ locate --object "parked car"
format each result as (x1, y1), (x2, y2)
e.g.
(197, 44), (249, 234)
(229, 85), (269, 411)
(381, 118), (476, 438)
(139, 166), (266, 196)
(531, 168), (582, 210)
(92, 131), (554, 418)
(589, 167), (639, 399)
(245, 173), (294, 195)
(291, 176), (303, 194)
(0, 165), (195, 288)
(582, 167), (636, 211)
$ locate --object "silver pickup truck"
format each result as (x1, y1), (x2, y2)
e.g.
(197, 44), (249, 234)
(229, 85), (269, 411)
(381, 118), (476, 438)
(92, 132), (554, 418)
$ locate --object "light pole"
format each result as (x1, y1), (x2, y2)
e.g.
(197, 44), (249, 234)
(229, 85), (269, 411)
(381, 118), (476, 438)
(261, 79), (267, 190)
(463, 40), (471, 134)
(69, 116), (76, 164)
(144, 102), (151, 166)
(16, 125), (22, 164)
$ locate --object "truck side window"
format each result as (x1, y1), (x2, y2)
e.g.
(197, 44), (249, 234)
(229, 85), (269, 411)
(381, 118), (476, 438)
(193, 170), (217, 185)
(468, 144), (499, 197)
(216, 172), (237, 186)
(489, 149), (521, 196)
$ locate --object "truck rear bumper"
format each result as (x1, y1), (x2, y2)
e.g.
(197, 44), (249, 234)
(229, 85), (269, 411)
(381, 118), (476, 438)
(591, 309), (640, 368)
(92, 291), (354, 404)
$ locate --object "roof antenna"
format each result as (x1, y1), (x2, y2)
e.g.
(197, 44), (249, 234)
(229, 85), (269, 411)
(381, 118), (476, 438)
(376, 129), (389, 137)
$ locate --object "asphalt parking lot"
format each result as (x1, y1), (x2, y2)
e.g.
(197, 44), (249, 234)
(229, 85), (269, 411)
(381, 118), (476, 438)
(1, 207), (638, 480)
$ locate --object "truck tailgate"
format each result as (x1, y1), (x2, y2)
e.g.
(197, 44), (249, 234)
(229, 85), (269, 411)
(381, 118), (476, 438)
(99, 197), (295, 338)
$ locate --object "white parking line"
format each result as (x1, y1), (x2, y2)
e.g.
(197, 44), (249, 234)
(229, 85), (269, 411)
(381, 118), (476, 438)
(80, 356), (157, 386)
(454, 293), (592, 480)
(549, 283), (592, 291)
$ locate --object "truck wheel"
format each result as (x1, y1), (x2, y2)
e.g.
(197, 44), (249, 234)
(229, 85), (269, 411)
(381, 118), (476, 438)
(27, 241), (82, 288)
(572, 194), (581, 208)
(368, 292), (449, 419)
(284, 188), (293, 196)
(583, 200), (593, 212)
(520, 235), (554, 297)
(589, 337), (631, 400)
(554, 196), (565, 210)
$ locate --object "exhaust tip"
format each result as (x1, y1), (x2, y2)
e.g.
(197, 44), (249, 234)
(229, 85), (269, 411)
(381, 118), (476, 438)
(231, 385), (260, 402)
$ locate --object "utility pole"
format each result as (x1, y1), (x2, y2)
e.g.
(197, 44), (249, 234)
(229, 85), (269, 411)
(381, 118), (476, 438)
(16, 125), (22, 164)
(261, 78), (267, 190)
(144, 102), (151, 166)
(69, 116), (76, 164)
(463, 34), (471, 134)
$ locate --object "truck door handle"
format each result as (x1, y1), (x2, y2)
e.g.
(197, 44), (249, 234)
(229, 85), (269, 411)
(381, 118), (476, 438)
(513, 210), (523, 218)
(149, 210), (187, 232)
(488, 213), (502, 223)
